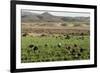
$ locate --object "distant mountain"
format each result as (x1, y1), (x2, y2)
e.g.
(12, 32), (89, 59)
(41, 12), (53, 17)
(40, 12), (63, 22)
(61, 17), (90, 22)
(21, 11), (90, 23)
(22, 11), (36, 16)
(21, 11), (40, 22)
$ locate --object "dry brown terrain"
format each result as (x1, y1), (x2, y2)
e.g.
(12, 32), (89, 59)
(22, 25), (90, 36)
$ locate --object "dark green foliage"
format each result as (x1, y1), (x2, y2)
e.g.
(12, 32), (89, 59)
(21, 35), (90, 63)
(65, 35), (70, 39)
(22, 32), (28, 37)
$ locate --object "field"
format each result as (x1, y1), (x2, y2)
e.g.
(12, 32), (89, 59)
(21, 10), (90, 63)
(21, 26), (90, 63)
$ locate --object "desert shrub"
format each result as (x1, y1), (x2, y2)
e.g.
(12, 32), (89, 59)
(80, 32), (84, 36)
(40, 33), (47, 37)
(22, 32), (28, 37)
(74, 23), (80, 27)
(65, 35), (70, 39)
(61, 23), (67, 26)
